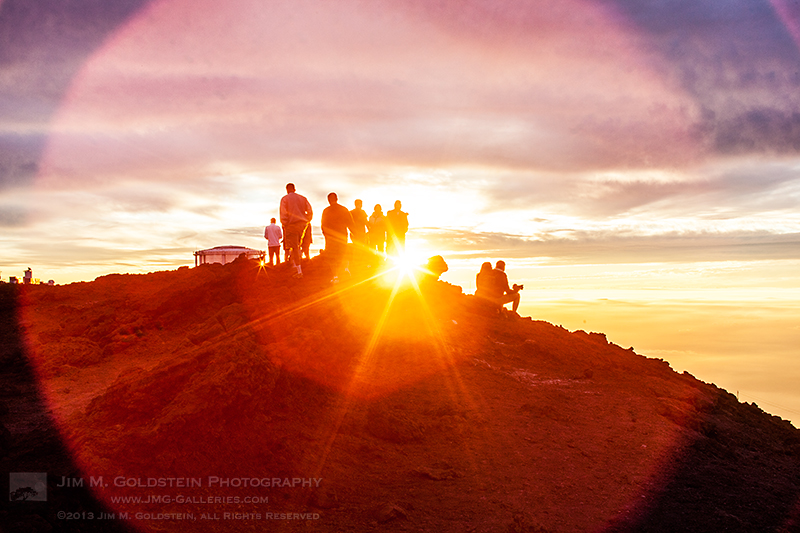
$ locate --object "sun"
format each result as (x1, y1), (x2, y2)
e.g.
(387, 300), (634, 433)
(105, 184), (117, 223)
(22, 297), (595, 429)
(374, 249), (430, 289)
(392, 252), (423, 279)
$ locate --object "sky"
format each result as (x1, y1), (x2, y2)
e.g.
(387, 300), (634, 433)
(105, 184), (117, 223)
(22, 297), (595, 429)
(1, 0), (799, 422)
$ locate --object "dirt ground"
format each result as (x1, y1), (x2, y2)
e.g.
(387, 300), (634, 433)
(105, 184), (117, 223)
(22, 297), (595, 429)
(2, 255), (799, 532)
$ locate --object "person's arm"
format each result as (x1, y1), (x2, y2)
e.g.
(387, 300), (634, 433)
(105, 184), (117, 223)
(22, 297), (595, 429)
(279, 197), (288, 226)
(500, 272), (512, 295)
(344, 211), (356, 242)
(305, 198), (313, 222)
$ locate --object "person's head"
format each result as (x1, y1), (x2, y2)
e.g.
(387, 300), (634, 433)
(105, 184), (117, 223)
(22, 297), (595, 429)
(327, 192), (338, 205)
(373, 204), (382, 213)
(286, 183), (296, 193)
(355, 199), (362, 209)
(270, 217), (276, 224)
(394, 200), (402, 210)
(495, 260), (506, 271)
(426, 255), (448, 277)
(480, 261), (492, 273)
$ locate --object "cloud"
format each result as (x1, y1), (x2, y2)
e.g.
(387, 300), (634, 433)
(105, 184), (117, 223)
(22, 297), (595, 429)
(29, 0), (712, 188)
(480, 159), (800, 220)
(3, 0), (800, 284)
(608, 0), (800, 157)
(0, 0), (153, 190)
(9, 0), (800, 192)
(713, 108), (800, 154)
(0, 204), (26, 227)
(417, 227), (800, 264)
(0, 133), (41, 189)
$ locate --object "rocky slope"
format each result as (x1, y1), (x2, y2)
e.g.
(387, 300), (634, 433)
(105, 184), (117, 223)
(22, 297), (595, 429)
(2, 255), (799, 532)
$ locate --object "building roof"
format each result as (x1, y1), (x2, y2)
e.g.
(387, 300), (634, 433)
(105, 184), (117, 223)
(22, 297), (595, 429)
(195, 245), (262, 254)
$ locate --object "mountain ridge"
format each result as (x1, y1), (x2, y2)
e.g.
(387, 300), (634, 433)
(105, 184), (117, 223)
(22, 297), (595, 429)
(3, 255), (800, 532)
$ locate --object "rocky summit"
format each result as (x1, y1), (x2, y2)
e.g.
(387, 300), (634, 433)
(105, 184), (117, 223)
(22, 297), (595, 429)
(2, 255), (799, 532)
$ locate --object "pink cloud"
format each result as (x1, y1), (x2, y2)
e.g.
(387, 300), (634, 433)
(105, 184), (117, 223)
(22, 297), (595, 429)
(38, 0), (702, 188)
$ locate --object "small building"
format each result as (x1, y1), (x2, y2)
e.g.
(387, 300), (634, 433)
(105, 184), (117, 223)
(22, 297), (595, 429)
(193, 246), (265, 267)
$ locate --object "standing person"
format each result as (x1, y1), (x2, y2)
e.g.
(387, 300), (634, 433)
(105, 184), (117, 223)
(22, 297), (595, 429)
(264, 218), (283, 266)
(350, 199), (368, 246)
(491, 260), (522, 313)
(385, 200), (408, 256)
(321, 192), (354, 283)
(349, 199), (369, 269)
(368, 204), (386, 253)
(279, 183), (313, 279)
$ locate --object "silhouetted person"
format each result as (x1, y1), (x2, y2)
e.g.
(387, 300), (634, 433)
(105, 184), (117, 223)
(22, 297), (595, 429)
(386, 200), (408, 256)
(491, 260), (521, 313)
(301, 222), (312, 260)
(423, 255), (448, 282)
(321, 192), (355, 283)
(264, 217), (282, 266)
(350, 199), (368, 245)
(280, 183), (313, 279)
(418, 255), (449, 299)
(368, 204), (387, 253)
(475, 261), (494, 300)
(348, 199), (369, 268)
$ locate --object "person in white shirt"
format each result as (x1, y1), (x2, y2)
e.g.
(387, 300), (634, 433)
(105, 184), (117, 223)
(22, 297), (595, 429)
(264, 218), (283, 266)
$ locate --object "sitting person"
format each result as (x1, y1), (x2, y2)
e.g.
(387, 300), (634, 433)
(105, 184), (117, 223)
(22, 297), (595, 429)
(419, 256), (463, 303)
(491, 260), (522, 313)
(475, 262), (494, 300)
(474, 260), (522, 314)
(418, 255), (449, 288)
(425, 255), (448, 281)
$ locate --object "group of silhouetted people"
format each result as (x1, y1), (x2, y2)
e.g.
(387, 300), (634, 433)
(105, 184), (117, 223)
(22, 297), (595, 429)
(475, 260), (523, 313)
(264, 183), (523, 314)
(265, 183), (409, 281)
(341, 198), (409, 256)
